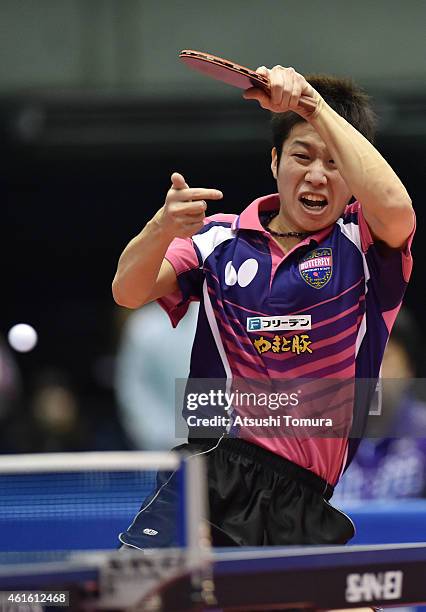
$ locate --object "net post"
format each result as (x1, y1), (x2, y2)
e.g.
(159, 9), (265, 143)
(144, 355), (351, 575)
(183, 453), (216, 607)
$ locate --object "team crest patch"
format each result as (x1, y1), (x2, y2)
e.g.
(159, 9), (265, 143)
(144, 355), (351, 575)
(299, 248), (333, 289)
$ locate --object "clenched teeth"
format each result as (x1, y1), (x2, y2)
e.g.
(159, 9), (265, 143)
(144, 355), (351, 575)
(300, 194), (328, 203)
(300, 195), (328, 209)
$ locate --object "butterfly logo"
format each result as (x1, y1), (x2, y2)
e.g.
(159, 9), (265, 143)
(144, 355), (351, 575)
(225, 259), (258, 287)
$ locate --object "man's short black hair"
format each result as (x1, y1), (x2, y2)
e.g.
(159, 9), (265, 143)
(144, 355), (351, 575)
(271, 74), (377, 164)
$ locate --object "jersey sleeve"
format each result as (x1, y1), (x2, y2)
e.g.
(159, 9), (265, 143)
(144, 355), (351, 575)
(346, 201), (415, 328)
(157, 236), (203, 328)
(157, 238), (204, 327)
(157, 213), (237, 327)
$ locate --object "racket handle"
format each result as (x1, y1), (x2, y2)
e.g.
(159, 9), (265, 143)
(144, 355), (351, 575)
(298, 95), (318, 112)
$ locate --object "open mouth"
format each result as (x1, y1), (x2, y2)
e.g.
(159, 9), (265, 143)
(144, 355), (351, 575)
(299, 195), (328, 212)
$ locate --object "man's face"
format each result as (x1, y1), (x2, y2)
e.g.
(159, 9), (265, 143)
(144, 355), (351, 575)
(271, 123), (352, 232)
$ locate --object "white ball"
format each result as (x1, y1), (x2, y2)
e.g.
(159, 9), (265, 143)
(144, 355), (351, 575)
(8, 323), (38, 353)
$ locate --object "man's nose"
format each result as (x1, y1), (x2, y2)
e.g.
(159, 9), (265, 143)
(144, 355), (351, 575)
(305, 161), (328, 186)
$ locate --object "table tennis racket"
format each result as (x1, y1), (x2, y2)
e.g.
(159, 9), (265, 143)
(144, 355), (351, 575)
(179, 50), (317, 113)
(179, 49), (270, 93)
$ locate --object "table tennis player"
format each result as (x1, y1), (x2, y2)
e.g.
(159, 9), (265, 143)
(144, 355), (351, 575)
(112, 64), (415, 549)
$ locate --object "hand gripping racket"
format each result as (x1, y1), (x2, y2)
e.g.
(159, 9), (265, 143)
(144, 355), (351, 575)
(179, 50), (316, 112)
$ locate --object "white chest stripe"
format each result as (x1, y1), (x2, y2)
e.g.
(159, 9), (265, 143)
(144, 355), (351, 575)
(193, 225), (235, 264)
(202, 280), (233, 433)
(336, 219), (370, 357)
(202, 280), (232, 380)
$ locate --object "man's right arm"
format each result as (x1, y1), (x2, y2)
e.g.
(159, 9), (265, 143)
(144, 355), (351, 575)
(112, 172), (223, 309)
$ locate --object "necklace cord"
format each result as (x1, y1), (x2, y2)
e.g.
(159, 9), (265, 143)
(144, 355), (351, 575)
(263, 211), (311, 239)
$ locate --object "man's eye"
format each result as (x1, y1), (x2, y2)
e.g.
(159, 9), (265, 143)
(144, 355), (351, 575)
(294, 154), (309, 160)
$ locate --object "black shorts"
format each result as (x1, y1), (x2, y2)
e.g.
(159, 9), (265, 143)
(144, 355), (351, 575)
(119, 437), (354, 549)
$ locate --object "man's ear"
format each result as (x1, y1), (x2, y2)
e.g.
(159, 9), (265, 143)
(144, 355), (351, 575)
(271, 147), (278, 180)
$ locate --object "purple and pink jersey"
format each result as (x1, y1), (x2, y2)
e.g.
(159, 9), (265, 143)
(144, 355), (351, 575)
(159, 194), (414, 485)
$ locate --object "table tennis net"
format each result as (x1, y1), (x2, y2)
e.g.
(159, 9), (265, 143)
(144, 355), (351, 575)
(0, 451), (183, 552)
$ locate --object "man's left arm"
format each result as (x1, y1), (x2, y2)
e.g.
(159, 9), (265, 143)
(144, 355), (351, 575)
(308, 99), (414, 248)
(244, 66), (415, 248)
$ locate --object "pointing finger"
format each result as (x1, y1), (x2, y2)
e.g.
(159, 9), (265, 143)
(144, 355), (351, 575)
(186, 188), (223, 201)
(174, 188), (223, 203)
(167, 187), (223, 208)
